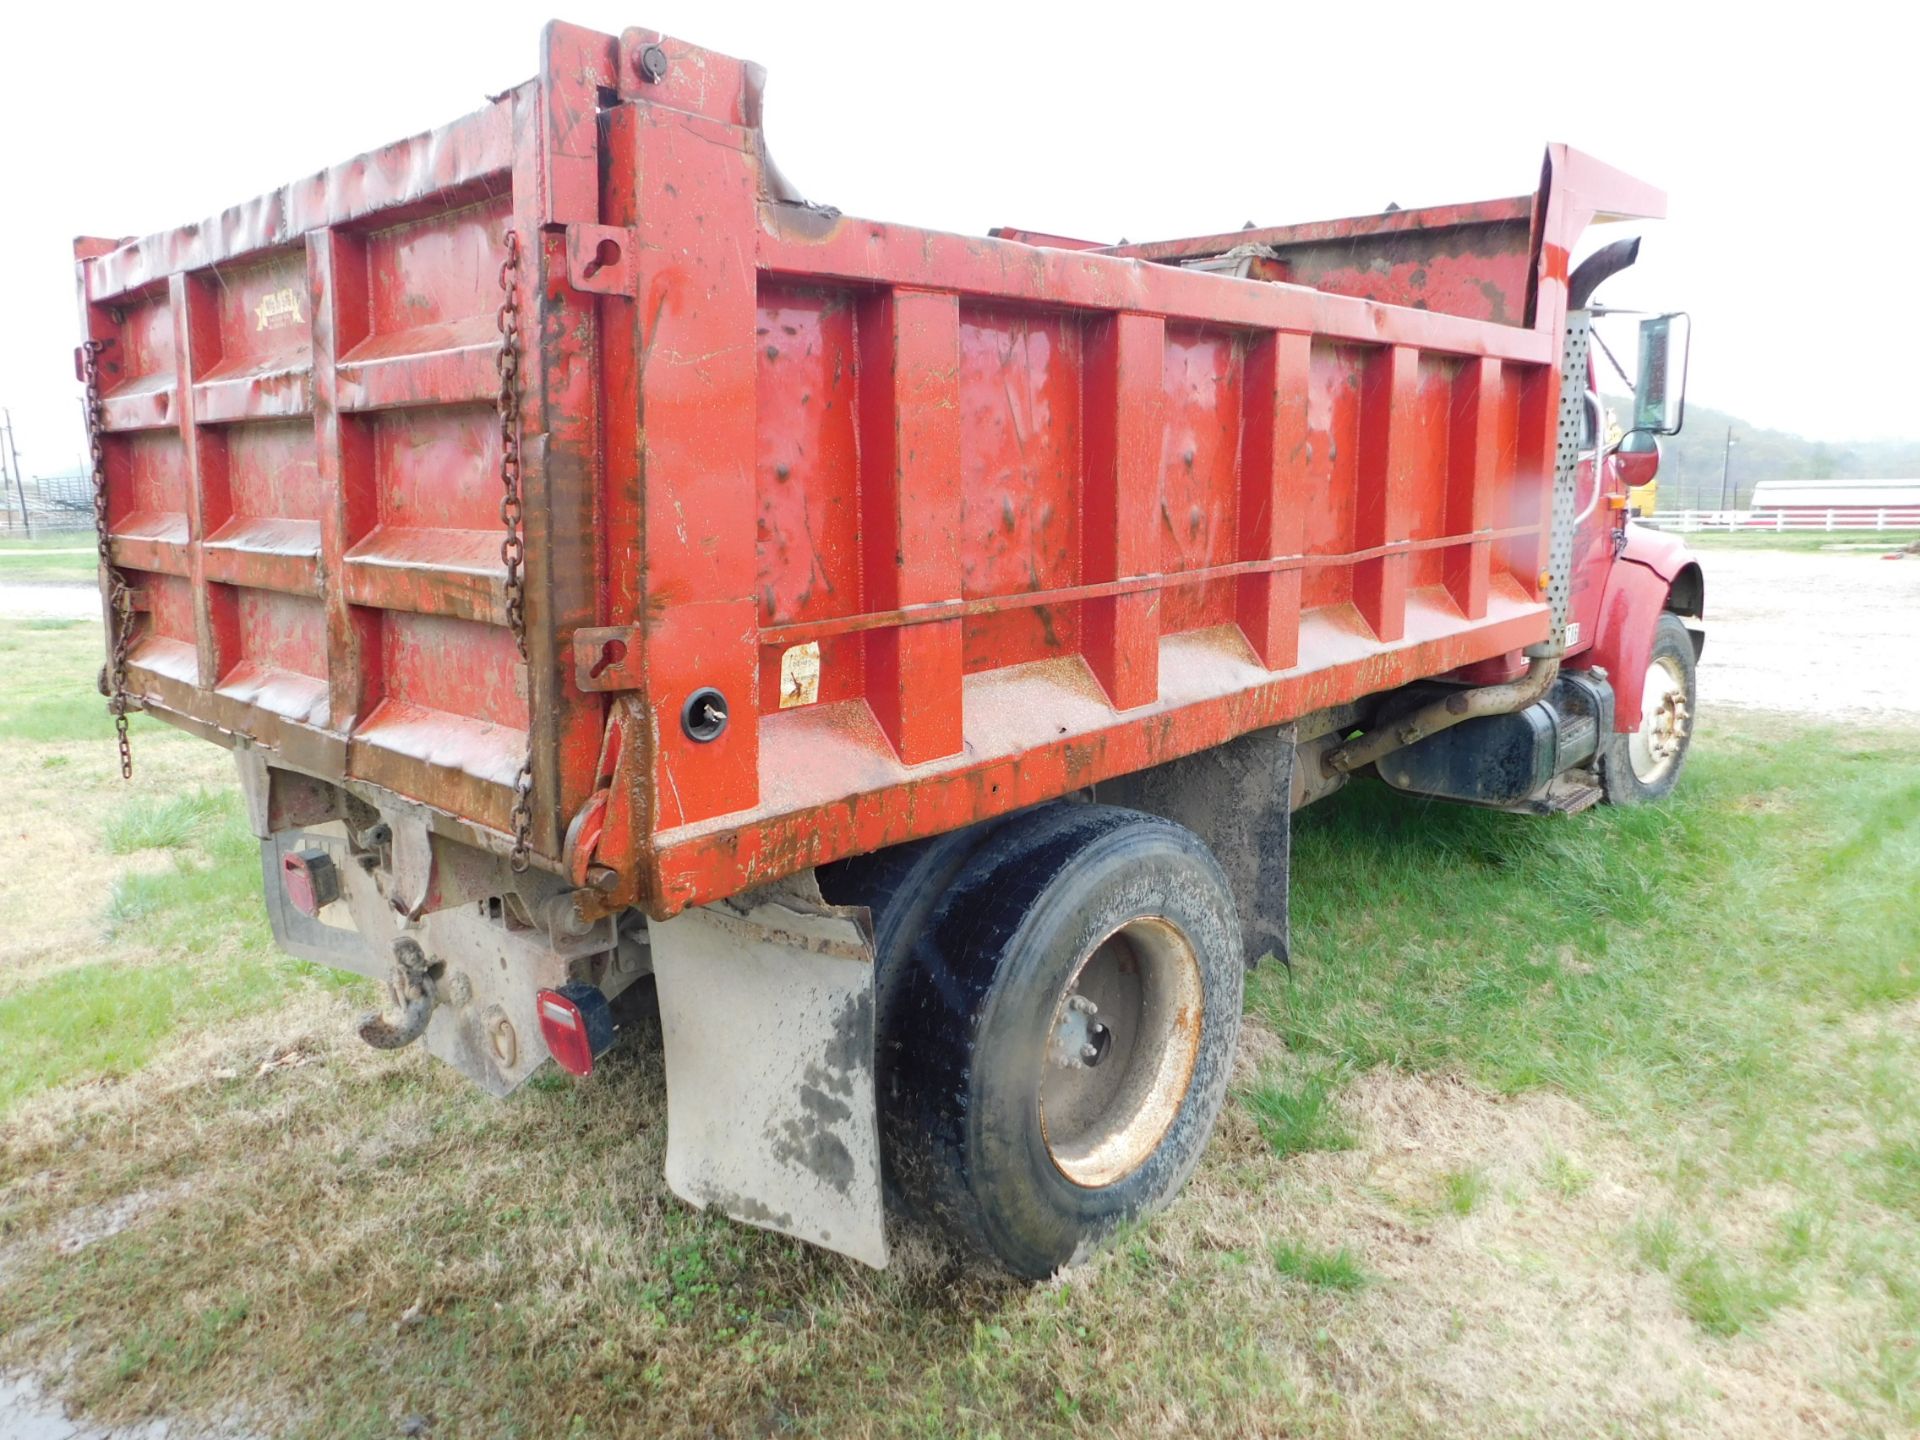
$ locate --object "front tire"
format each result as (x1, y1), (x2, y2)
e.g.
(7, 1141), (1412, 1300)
(879, 804), (1244, 1277)
(1601, 610), (1697, 805)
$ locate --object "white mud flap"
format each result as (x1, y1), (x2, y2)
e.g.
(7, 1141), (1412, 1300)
(647, 876), (888, 1268)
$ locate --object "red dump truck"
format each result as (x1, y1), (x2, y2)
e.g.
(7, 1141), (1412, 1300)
(73, 21), (1703, 1275)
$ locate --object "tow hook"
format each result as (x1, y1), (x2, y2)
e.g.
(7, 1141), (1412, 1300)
(357, 937), (437, 1050)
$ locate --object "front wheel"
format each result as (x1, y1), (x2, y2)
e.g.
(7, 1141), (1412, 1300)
(1601, 611), (1697, 805)
(878, 804), (1244, 1277)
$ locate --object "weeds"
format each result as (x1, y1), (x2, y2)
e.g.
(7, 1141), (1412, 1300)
(1441, 1168), (1489, 1217)
(104, 788), (231, 854)
(1270, 1240), (1369, 1291)
(1539, 1148), (1592, 1199)
(1241, 1070), (1353, 1157)
(1671, 1251), (1793, 1338)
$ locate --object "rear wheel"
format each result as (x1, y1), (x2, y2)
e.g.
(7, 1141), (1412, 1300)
(864, 804), (1243, 1277)
(1602, 611), (1697, 805)
(816, 823), (1000, 1163)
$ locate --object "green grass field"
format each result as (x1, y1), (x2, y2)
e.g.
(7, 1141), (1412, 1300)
(1672, 527), (1920, 554)
(0, 614), (1916, 1438)
(0, 534), (99, 584)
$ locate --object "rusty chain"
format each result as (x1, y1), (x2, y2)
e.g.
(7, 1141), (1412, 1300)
(496, 230), (535, 872)
(81, 339), (134, 780)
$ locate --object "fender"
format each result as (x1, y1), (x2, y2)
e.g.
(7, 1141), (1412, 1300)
(1574, 527), (1704, 731)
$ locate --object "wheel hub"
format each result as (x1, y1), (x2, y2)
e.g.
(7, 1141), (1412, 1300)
(1039, 917), (1205, 1189)
(1628, 654), (1691, 784)
(1048, 994), (1113, 1069)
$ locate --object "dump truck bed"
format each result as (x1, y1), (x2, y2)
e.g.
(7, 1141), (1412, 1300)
(75, 22), (1663, 919)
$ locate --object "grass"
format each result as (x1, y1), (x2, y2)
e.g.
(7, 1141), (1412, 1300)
(1674, 527), (1920, 553)
(1866, 1141), (1920, 1217)
(1440, 1168), (1489, 1217)
(0, 608), (1918, 1437)
(0, 534), (99, 584)
(1538, 1148), (1592, 1199)
(1270, 1240), (1369, 1291)
(0, 955), (330, 1111)
(0, 613), (168, 744)
(1241, 1070), (1353, 1157)
(0, 619), (352, 1116)
(1630, 1223), (1795, 1338)
(0, 531), (98, 549)
(1261, 724), (1920, 1124)
(104, 788), (232, 854)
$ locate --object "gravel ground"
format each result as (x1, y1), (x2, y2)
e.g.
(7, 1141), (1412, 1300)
(0, 1375), (202, 1439)
(0, 583), (99, 619)
(1694, 546), (1920, 724)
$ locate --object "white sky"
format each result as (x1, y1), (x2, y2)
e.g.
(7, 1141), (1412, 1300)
(0, 0), (1909, 477)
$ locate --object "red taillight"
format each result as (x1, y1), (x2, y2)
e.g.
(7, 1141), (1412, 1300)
(281, 848), (340, 917)
(536, 984), (615, 1076)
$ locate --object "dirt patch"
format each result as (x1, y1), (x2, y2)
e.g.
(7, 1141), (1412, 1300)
(1698, 548), (1920, 722)
(0, 584), (99, 620)
(49, 1186), (185, 1256)
(0, 1373), (262, 1440)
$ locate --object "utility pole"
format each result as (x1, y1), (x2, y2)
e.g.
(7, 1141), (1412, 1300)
(1, 409), (30, 539)
(1728, 422), (1743, 514)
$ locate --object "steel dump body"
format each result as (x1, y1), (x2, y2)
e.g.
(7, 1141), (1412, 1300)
(76, 23), (1664, 920)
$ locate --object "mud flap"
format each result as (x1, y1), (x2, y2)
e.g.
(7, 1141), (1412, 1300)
(647, 876), (888, 1268)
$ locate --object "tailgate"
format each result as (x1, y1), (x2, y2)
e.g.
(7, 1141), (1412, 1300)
(74, 32), (615, 865)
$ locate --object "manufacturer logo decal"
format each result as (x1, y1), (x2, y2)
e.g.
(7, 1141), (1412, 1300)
(255, 287), (305, 332)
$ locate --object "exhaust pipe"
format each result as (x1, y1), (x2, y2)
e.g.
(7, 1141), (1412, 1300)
(1323, 657), (1560, 776)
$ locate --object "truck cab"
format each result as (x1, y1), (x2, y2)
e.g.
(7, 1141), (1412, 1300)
(1564, 312), (1704, 800)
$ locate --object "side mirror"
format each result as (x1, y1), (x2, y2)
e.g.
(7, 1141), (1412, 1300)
(1633, 312), (1690, 436)
(1613, 429), (1660, 491)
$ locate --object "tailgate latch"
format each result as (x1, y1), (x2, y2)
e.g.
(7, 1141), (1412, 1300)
(573, 625), (643, 692)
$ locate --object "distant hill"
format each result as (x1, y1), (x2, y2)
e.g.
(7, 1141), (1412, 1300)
(1601, 397), (1920, 511)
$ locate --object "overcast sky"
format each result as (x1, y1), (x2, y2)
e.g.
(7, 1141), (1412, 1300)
(0, 0), (1908, 477)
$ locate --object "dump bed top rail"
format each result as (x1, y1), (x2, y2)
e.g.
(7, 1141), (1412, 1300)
(76, 21), (1664, 917)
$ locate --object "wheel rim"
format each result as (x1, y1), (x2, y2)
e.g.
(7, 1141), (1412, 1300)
(1628, 654), (1691, 784)
(1039, 916), (1204, 1189)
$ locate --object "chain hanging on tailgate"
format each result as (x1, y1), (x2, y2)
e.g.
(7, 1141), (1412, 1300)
(80, 340), (134, 780)
(496, 230), (535, 872)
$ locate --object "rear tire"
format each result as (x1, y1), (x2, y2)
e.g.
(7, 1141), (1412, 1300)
(816, 823), (1001, 1164)
(1601, 611), (1697, 805)
(872, 804), (1244, 1277)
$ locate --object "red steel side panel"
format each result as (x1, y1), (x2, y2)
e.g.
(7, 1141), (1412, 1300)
(78, 23), (1665, 917)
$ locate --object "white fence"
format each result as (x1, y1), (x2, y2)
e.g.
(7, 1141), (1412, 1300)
(1650, 508), (1920, 534)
